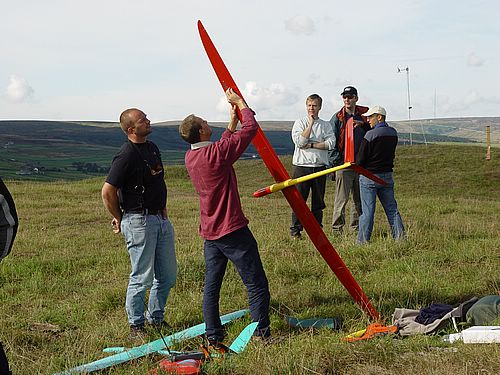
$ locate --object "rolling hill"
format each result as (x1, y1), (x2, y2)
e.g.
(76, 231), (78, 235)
(0, 116), (497, 180)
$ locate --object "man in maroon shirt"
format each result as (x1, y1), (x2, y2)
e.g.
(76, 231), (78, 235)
(179, 88), (271, 344)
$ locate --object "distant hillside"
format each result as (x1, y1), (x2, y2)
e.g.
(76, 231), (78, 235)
(158, 117), (499, 143)
(392, 117), (500, 144)
(0, 116), (496, 180)
(0, 120), (292, 180)
(0, 119), (293, 156)
(76, 116), (500, 144)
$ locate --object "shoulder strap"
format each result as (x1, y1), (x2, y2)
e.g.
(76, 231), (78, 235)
(126, 141), (146, 207)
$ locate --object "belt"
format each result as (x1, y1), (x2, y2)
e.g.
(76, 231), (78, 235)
(125, 209), (162, 215)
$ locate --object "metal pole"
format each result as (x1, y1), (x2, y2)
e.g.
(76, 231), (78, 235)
(486, 125), (491, 161)
(434, 88), (437, 119)
(398, 66), (413, 145)
(405, 67), (413, 145)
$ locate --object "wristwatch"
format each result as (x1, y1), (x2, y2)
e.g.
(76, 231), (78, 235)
(311, 143), (314, 149)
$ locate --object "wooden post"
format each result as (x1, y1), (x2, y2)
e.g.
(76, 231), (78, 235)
(486, 125), (491, 161)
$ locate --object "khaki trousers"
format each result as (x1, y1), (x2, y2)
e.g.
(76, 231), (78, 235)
(332, 169), (361, 232)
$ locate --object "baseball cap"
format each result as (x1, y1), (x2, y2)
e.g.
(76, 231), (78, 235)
(364, 105), (387, 117)
(340, 86), (358, 96)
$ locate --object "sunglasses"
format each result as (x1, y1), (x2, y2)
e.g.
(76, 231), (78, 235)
(342, 95), (355, 99)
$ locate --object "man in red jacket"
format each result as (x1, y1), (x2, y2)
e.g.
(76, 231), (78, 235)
(179, 88), (271, 345)
(329, 86), (370, 234)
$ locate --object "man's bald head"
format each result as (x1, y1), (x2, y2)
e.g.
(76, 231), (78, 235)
(119, 108), (141, 134)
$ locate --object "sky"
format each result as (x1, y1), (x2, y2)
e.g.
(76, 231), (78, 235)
(2, 0), (499, 123)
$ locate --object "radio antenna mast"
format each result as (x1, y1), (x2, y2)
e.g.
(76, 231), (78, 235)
(397, 66), (427, 145)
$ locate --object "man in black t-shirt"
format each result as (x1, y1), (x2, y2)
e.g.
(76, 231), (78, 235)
(102, 108), (177, 341)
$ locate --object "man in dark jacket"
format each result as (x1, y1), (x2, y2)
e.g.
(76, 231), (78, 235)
(329, 86), (370, 233)
(356, 105), (405, 244)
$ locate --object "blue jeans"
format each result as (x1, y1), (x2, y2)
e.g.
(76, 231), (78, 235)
(203, 226), (270, 341)
(358, 173), (405, 244)
(121, 213), (177, 326)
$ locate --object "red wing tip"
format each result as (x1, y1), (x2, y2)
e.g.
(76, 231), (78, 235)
(253, 187), (271, 198)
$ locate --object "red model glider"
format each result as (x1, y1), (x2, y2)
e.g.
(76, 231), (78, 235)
(197, 20), (379, 320)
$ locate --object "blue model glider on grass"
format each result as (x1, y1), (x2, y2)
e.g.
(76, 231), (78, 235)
(54, 310), (248, 374)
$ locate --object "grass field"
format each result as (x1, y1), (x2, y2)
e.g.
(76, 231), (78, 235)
(0, 144), (499, 374)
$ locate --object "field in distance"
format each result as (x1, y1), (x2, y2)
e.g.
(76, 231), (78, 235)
(0, 116), (497, 181)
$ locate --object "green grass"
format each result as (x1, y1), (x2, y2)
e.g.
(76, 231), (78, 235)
(0, 144), (499, 374)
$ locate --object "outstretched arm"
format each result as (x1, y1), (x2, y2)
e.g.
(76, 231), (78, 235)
(226, 88), (248, 132)
(219, 88), (258, 163)
(227, 105), (239, 133)
(226, 88), (247, 110)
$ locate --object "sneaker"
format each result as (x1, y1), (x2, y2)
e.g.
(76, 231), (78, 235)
(290, 233), (302, 240)
(207, 336), (225, 348)
(128, 324), (146, 341)
(206, 336), (230, 356)
(254, 325), (271, 339)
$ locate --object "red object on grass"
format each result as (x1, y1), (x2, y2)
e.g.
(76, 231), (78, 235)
(153, 358), (201, 375)
(197, 20), (379, 321)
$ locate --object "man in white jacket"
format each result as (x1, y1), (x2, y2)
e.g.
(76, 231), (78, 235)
(290, 94), (335, 239)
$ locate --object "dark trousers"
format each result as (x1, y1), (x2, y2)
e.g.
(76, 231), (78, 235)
(203, 226), (270, 341)
(290, 165), (327, 235)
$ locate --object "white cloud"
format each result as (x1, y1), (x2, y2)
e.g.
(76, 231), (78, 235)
(215, 81), (300, 120)
(284, 16), (315, 36)
(308, 73), (321, 85)
(436, 90), (491, 117)
(463, 90), (482, 106)
(328, 95), (344, 113)
(5, 75), (34, 102)
(467, 52), (484, 67)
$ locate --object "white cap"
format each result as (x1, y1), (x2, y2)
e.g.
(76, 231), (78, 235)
(364, 105), (386, 117)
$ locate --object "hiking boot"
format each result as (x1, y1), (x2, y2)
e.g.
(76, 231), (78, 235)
(148, 320), (172, 332)
(205, 336), (231, 357)
(128, 324), (146, 341)
(207, 336), (226, 349)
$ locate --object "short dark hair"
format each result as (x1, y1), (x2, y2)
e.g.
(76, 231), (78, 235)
(179, 114), (202, 144)
(306, 94), (322, 106)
